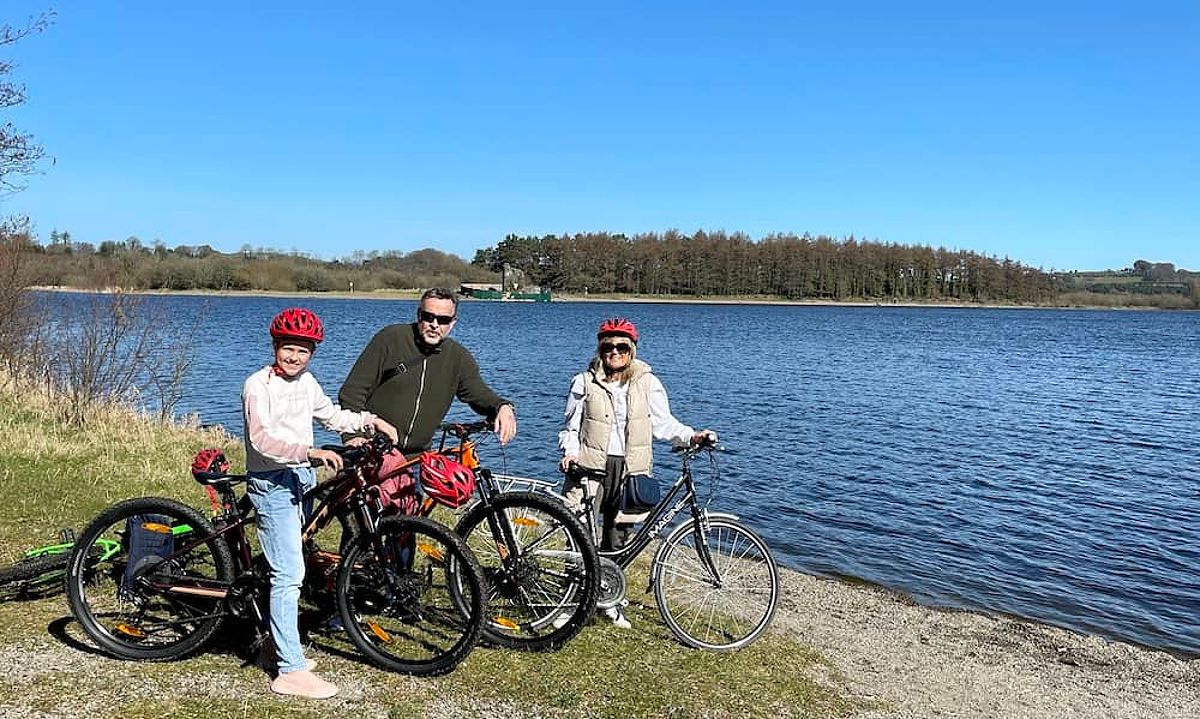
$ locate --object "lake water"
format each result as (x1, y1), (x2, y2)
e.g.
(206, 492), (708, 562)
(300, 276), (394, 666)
(34, 293), (1200, 655)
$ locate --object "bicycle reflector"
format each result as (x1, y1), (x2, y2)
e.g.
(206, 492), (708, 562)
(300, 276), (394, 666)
(416, 542), (445, 562)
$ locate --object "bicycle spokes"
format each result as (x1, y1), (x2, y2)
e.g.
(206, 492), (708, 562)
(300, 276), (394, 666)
(336, 516), (484, 676)
(654, 518), (780, 651)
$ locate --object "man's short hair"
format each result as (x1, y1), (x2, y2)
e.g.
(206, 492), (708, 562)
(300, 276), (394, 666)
(420, 287), (459, 308)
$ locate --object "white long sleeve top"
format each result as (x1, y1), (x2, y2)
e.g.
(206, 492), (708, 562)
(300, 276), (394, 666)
(557, 371), (693, 459)
(242, 365), (376, 473)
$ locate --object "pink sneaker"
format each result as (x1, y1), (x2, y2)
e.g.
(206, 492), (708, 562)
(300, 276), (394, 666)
(270, 670), (338, 699)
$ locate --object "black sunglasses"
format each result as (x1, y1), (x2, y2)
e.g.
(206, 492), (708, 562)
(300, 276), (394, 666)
(600, 342), (632, 355)
(418, 309), (456, 326)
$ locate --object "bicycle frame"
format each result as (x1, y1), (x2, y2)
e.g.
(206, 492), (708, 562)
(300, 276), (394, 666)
(137, 465), (378, 609)
(576, 447), (732, 586)
(24, 537), (123, 563)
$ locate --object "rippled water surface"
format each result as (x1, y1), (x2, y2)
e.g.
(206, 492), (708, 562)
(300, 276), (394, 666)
(40, 294), (1200, 654)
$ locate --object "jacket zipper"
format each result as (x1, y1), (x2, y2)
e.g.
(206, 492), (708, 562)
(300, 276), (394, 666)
(402, 357), (428, 449)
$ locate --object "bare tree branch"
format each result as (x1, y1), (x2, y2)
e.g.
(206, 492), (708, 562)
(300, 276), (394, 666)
(0, 10), (54, 193)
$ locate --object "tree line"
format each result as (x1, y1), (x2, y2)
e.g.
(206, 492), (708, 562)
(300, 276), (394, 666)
(8, 229), (1196, 308)
(473, 231), (1064, 303)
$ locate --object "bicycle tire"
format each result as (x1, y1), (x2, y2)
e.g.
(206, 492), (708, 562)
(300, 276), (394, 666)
(454, 491), (599, 651)
(66, 497), (235, 661)
(336, 515), (485, 676)
(653, 516), (780, 651)
(0, 552), (69, 593)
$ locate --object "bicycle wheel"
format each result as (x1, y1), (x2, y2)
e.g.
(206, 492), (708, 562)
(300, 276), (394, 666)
(66, 497), (235, 661)
(653, 516), (779, 651)
(454, 491), (598, 651)
(336, 515), (485, 676)
(0, 551), (70, 596)
(1, 538), (123, 594)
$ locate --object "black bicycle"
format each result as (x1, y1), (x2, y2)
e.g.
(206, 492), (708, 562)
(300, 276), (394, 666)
(429, 421), (600, 651)
(567, 440), (780, 651)
(65, 434), (487, 676)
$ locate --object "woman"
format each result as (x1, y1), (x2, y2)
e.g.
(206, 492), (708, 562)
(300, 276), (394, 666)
(558, 317), (715, 628)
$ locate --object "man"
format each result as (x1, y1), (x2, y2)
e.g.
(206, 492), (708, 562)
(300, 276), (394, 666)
(338, 287), (516, 452)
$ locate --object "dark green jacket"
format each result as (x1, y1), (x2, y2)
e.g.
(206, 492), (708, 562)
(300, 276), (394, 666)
(337, 323), (511, 452)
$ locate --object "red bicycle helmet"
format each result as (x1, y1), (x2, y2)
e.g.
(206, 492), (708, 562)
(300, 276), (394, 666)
(191, 448), (230, 477)
(269, 307), (324, 343)
(597, 317), (638, 343)
(419, 452), (476, 509)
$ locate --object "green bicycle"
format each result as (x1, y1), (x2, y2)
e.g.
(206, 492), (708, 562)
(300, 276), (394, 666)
(0, 530), (123, 598)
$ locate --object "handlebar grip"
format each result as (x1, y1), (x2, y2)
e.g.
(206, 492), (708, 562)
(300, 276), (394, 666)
(319, 443), (367, 467)
(562, 462), (604, 480)
(438, 420), (491, 438)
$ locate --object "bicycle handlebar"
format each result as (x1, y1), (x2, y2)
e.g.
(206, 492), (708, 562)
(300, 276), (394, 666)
(563, 438), (722, 480)
(438, 420), (492, 439)
(320, 433), (396, 468)
(562, 462), (604, 481)
(672, 437), (721, 454)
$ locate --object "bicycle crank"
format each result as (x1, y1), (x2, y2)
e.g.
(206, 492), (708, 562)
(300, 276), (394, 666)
(595, 556), (627, 610)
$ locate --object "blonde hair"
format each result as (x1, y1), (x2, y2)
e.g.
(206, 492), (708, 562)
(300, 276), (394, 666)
(591, 339), (637, 383)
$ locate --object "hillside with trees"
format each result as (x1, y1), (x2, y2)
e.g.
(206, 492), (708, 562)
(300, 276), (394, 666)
(1056, 260), (1200, 306)
(23, 234), (496, 293)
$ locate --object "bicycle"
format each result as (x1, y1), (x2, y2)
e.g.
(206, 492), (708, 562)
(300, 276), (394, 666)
(565, 439), (780, 651)
(0, 530), (121, 598)
(381, 421), (600, 652)
(65, 434), (487, 676)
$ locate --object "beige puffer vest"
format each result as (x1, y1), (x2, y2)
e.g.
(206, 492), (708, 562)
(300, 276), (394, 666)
(577, 359), (653, 476)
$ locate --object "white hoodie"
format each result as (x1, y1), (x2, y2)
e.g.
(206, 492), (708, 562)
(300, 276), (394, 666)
(242, 365), (375, 473)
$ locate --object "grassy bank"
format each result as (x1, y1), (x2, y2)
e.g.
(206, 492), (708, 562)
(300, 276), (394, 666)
(0, 376), (857, 719)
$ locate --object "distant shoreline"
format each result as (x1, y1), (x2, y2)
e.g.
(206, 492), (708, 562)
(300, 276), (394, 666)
(29, 286), (1187, 311)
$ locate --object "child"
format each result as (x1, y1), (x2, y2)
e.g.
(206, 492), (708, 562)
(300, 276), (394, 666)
(243, 307), (397, 699)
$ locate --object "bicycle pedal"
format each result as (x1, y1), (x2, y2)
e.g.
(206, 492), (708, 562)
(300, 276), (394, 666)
(61, 528), (76, 544)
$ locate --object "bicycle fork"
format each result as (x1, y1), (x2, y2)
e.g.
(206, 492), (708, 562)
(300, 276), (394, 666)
(689, 510), (724, 590)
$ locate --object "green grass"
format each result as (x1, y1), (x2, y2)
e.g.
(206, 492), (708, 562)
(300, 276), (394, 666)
(0, 373), (859, 718)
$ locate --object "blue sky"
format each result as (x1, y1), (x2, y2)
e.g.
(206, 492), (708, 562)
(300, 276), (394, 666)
(1, 1), (1196, 271)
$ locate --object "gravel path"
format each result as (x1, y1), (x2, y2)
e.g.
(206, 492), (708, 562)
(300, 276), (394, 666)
(774, 570), (1200, 718)
(2, 567), (1197, 718)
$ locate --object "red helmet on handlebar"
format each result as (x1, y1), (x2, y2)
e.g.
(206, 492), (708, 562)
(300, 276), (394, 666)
(419, 452), (476, 509)
(597, 317), (638, 343)
(191, 448), (230, 477)
(269, 307), (324, 344)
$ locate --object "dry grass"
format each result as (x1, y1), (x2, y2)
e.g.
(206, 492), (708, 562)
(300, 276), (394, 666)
(0, 369), (240, 563)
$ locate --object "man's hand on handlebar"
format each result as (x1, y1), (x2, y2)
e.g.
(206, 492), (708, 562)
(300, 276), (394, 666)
(559, 454), (578, 473)
(368, 417), (399, 444)
(494, 404), (517, 445)
(691, 429), (719, 447)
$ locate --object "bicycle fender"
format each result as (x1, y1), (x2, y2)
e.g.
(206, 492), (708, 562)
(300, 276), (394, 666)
(648, 511), (741, 588)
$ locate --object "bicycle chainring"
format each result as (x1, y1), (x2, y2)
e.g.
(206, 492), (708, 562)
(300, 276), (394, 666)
(595, 557), (627, 610)
(226, 574), (262, 619)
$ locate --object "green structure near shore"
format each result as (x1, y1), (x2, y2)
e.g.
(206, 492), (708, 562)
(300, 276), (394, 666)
(459, 282), (552, 302)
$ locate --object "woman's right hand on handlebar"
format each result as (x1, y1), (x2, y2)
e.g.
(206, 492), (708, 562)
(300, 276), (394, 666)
(559, 455), (578, 473)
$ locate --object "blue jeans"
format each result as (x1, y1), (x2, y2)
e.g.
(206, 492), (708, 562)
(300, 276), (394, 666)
(247, 466), (315, 674)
